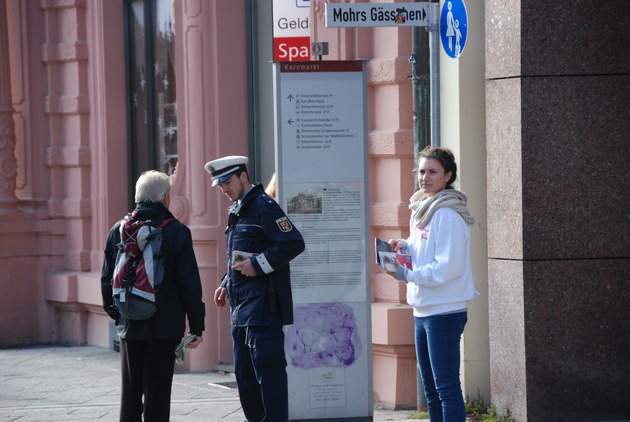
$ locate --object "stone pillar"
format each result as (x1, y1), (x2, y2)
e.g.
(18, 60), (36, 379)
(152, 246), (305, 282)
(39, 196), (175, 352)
(485, 2), (630, 421)
(0, 1), (18, 212)
(40, 0), (91, 271)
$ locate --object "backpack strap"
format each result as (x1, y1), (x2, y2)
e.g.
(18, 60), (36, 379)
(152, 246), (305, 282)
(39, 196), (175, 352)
(143, 217), (176, 229)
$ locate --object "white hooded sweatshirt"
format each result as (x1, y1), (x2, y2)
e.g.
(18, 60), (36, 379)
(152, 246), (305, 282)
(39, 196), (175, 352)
(402, 207), (478, 318)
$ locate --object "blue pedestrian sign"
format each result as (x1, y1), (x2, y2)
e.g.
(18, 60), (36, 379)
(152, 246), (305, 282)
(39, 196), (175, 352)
(440, 0), (468, 58)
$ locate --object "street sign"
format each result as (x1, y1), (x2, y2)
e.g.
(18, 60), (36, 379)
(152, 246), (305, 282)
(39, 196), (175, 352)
(325, 3), (432, 28)
(440, 0), (468, 58)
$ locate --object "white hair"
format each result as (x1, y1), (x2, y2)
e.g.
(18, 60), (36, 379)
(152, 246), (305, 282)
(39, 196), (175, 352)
(134, 170), (171, 203)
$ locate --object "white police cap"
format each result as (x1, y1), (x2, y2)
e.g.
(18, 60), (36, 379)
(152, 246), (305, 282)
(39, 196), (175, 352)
(204, 155), (249, 186)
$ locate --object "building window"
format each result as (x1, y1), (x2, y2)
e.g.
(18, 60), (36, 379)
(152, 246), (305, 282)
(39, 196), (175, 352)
(125, 0), (177, 187)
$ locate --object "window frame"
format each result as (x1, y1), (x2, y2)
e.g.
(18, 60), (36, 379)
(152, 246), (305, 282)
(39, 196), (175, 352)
(123, 0), (176, 207)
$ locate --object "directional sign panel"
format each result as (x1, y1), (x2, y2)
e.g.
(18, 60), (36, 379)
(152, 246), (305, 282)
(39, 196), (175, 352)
(325, 3), (431, 27)
(275, 61), (372, 421)
(440, 0), (468, 58)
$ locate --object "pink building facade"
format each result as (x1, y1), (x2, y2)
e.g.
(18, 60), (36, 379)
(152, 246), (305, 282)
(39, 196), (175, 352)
(2, 0), (488, 410)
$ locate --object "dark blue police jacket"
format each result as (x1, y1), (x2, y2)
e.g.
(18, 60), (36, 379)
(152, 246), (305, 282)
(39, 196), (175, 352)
(222, 183), (305, 327)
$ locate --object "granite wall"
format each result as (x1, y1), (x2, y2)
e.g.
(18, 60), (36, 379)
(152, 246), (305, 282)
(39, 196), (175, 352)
(485, 1), (630, 421)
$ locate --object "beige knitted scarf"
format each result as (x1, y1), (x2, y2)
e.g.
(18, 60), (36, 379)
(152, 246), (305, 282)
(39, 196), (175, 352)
(409, 188), (475, 229)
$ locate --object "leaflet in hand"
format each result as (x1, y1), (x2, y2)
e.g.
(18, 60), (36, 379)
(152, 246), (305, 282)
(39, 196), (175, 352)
(175, 333), (197, 365)
(378, 251), (413, 272)
(374, 238), (392, 265)
(374, 237), (412, 271)
(232, 250), (257, 270)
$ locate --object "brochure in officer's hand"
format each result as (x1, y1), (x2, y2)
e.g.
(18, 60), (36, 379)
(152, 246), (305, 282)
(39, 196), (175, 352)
(232, 250), (257, 270)
(374, 238), (413, 272)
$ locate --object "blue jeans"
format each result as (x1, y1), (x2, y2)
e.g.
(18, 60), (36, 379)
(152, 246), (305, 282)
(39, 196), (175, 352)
(415, 311), (468, 422)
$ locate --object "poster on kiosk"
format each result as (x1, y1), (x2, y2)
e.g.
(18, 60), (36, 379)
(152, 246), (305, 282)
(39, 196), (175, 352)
(274, 61), (373, 420)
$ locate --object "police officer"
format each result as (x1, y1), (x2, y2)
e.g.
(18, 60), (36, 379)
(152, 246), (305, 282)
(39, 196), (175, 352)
(205, 156), (305, 422)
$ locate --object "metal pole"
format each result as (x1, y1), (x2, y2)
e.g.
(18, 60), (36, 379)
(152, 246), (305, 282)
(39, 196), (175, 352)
(429, 0), (440, 147)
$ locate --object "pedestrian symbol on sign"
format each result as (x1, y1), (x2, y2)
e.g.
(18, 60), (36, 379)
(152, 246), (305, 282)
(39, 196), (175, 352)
(440, 0), (468, 58)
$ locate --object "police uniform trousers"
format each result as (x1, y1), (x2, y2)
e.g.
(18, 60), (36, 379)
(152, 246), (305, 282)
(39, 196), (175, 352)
(232, 315), (289, 422)
(118, 338), (179, 422)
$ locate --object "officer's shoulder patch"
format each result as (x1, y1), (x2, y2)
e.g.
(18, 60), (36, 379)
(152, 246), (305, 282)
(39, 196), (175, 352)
(275, 216), (293, 232)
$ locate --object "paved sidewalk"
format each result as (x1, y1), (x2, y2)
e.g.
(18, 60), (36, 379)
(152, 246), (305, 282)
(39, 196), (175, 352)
(0, 345), (425, 422)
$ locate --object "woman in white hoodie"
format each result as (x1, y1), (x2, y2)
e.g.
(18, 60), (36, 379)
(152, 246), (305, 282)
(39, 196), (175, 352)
(388, 146), (477, 422)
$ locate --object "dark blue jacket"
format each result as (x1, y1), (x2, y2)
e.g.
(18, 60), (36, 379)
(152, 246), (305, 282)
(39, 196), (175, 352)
(222, 183), (305, 326)
(101, 202), (206, 339)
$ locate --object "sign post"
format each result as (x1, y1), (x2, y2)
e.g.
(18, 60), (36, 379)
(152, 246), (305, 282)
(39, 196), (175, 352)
(274, 61), (372, 421)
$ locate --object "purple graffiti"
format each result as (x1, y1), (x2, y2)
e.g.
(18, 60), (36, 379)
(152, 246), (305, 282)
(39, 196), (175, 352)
(286, 303), (362, 369)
